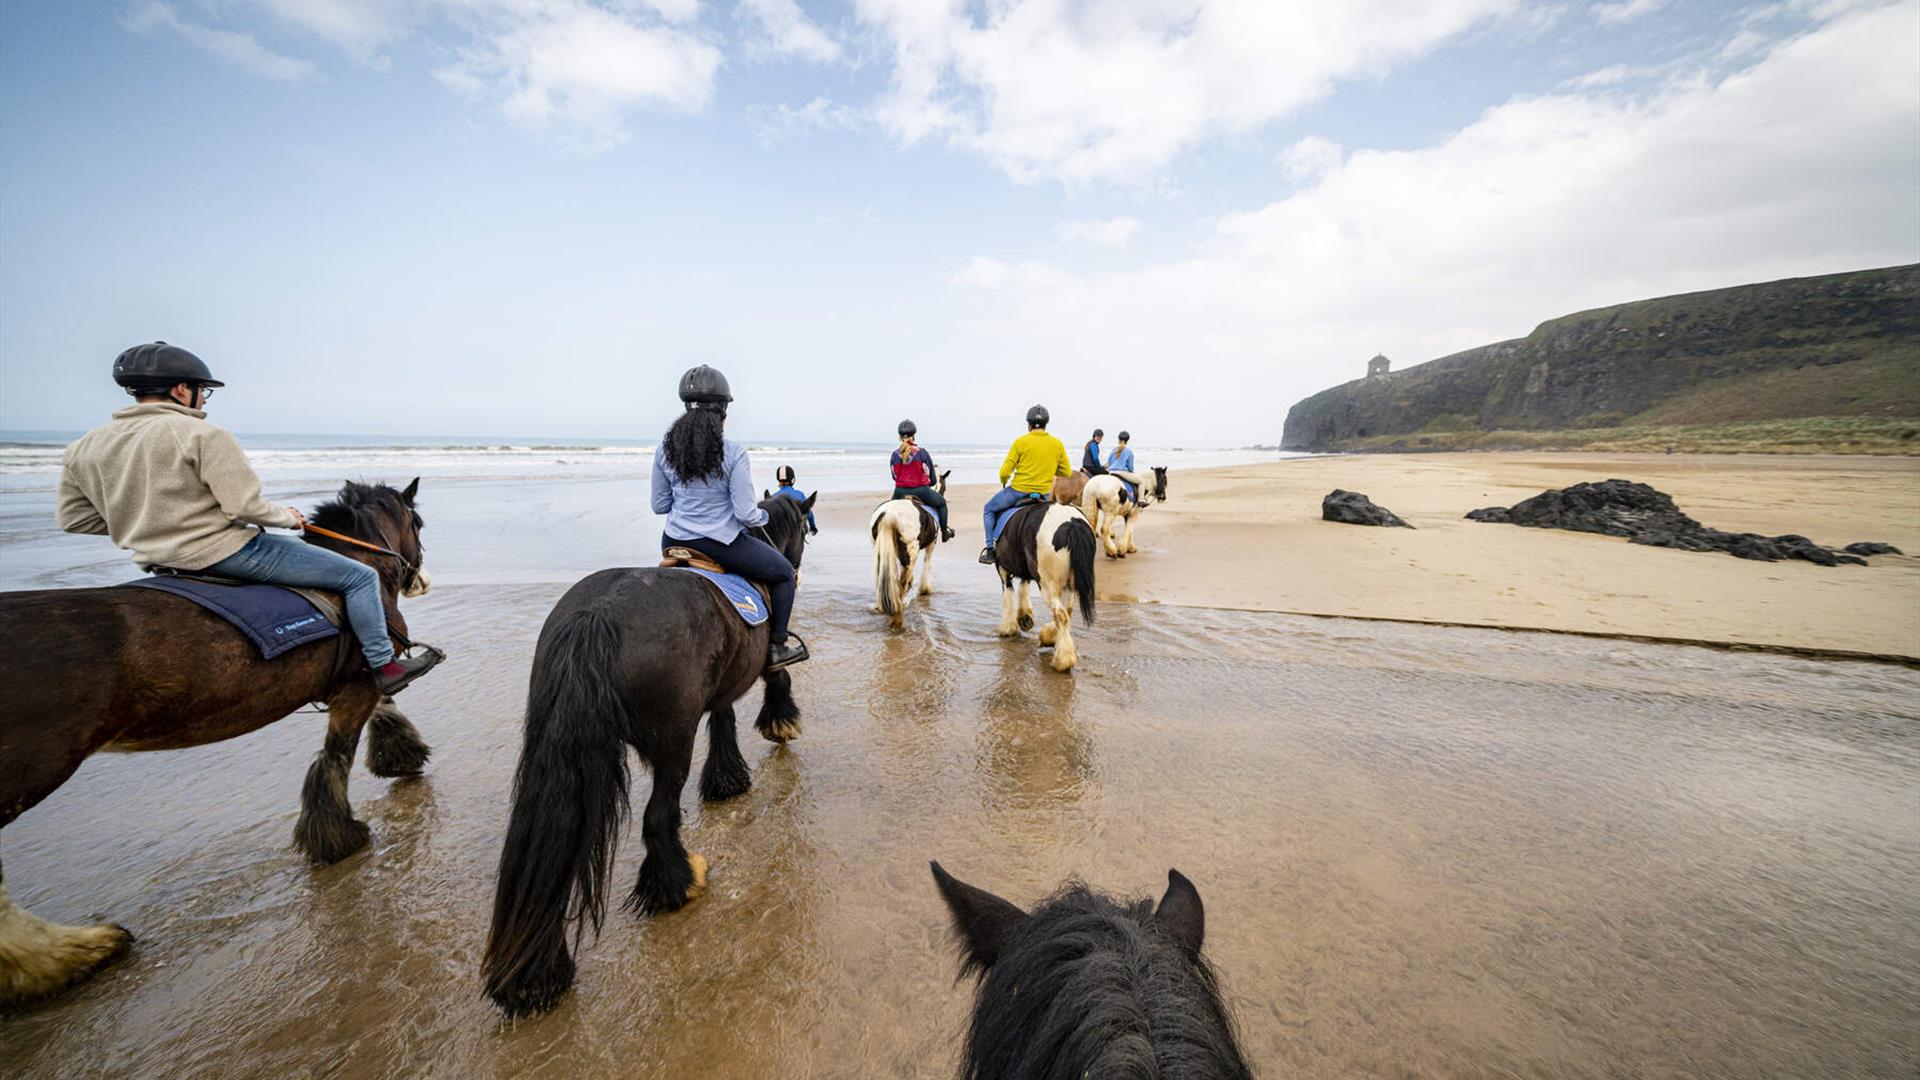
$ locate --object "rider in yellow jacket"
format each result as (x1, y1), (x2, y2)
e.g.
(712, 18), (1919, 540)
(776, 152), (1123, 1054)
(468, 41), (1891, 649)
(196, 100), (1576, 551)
(980, 404), (1071, 563)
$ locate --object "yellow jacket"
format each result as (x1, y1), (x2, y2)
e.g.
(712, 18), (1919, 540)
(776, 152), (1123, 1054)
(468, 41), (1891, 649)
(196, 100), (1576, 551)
(999, 430), (1071, 494)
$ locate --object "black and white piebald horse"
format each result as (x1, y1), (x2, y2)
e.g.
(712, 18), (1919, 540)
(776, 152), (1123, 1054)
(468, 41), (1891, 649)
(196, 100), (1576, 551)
(868, 469), (950, 629)
(987, 501), (1097, 672)
(1081, 465), (1169, 559)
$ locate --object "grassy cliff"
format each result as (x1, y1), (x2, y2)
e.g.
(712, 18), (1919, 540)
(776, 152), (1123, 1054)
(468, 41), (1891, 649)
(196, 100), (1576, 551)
(1281, 265), (1920, 454)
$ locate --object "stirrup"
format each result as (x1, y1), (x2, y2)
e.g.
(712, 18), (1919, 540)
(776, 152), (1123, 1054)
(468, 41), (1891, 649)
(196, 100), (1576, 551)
(766, 634), (809, 672)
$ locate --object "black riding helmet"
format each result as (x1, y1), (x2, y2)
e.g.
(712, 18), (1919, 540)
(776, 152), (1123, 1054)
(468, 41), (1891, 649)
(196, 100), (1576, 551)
(1117, 430), (1130, 442)
(113, 341), (223, 394)
(678, 365), (732, 413)
(1092, 428), (1104, 438)
(776, 465), (796, 485)
(1027, 405), (1050, 428)
(898, 419), (917, 438)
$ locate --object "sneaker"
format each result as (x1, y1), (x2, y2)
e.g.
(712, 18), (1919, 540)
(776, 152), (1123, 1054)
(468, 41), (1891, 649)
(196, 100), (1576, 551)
(978, 546), (996, 565)
(767, 637), (810, 671)
(374, 646), (446, 695)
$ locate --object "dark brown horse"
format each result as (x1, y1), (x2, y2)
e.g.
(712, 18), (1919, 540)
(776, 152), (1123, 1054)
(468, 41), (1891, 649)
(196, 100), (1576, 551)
(0, 479), (434, 1011)
(482, 494), (810, 1019)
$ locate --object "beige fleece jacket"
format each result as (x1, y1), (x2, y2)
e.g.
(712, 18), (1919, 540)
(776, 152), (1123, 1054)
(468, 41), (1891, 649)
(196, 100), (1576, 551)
(58, 402), (299, 570)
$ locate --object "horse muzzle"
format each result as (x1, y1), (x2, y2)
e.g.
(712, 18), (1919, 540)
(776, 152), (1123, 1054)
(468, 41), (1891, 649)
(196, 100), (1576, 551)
(404, 568), (432, 598)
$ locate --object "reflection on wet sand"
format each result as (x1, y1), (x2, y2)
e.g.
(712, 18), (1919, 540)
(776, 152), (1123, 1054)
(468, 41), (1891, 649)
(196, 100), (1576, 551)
(3, 582), (1916, 1079)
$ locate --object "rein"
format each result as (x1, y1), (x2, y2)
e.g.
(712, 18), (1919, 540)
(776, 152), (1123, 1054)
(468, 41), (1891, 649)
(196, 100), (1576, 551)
(302, 522), (420, 590)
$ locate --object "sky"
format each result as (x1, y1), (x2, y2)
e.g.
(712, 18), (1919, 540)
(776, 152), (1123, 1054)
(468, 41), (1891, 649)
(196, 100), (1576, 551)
(1, 0), (1916, 446)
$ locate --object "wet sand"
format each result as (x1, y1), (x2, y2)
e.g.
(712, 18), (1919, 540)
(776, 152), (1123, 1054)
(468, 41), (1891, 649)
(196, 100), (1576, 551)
(5, 577), (1917, 1078)
(848, 453), (1920, 659)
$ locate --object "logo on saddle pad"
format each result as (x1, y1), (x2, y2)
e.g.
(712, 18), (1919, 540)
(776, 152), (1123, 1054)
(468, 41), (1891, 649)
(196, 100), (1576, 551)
(671, 567), (770, 627)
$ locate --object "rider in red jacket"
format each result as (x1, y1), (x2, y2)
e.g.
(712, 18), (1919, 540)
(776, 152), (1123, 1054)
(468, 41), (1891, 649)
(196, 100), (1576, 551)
(889, 420), (954, 541)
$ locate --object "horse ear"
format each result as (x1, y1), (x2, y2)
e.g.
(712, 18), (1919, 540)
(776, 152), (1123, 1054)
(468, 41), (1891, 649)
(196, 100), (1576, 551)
(802, 492), (817, 511)
(930, 861), (1027, 975)
(402, 477), (420, 502)
(763, 489), (771, 500)
(1154, 869), (1205, 953)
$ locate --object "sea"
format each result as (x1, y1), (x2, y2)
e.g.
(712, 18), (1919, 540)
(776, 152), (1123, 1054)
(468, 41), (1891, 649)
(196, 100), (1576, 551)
(0, 429), (1297, 589)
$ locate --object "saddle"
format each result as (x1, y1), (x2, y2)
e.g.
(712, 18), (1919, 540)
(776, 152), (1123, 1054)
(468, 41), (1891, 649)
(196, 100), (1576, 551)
(146, 566), (346, 626)
(661, 547), (727, 574)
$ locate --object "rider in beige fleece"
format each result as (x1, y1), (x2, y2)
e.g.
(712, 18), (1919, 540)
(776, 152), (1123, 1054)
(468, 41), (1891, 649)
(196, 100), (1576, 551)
(59, 342), (442, 695)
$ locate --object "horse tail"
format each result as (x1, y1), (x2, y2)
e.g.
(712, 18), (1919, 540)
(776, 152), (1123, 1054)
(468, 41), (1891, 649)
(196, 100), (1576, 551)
(483, 607), (632, 1018)
(873, 511), (906, 618)
(1062, 516), (1098, 625)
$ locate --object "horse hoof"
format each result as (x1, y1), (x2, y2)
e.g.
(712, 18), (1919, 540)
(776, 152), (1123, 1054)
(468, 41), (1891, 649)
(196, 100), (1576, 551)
(761, 718), (801, 744)
(1017, 614), (1034, 632)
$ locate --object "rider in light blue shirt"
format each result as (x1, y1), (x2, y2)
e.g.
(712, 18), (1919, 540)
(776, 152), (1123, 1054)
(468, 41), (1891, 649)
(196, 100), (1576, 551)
(651, 439), (767, 542)
(1106, 432), (1135, 475)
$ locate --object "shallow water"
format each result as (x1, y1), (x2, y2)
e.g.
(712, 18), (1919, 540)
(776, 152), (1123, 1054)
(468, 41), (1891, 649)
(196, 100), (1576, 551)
(4, 576), (1916, 1078)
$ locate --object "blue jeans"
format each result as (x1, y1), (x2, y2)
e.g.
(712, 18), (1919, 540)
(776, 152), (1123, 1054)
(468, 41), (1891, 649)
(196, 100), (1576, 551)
(982, 488), (1043, 544)
(207, 532), (394, 668)
(663, 531), (797, 644)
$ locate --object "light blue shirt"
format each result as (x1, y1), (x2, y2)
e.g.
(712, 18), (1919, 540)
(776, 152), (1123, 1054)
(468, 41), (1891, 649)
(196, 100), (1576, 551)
(651, 439), (768, 543)
(1107, 445), (1135, 473)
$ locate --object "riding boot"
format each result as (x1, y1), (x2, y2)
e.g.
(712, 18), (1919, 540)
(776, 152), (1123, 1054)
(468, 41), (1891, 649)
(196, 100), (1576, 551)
(767, 637), (809, 671)
(375, 645), (446, 695)
(942, 526), (956, 542)
(978, 546), (996, 565)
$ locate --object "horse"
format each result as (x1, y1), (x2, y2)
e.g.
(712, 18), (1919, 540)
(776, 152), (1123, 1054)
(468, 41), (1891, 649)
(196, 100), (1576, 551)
(1051, 468), (1093, 507)
(482, 494), (811, 1019)
(869, 469), (951, 628)
(930, 861), (1253, 1080)
(0, 480), (435, 1010)
(988, 502), (1097, 672)
(1082, 466), (1169, 559)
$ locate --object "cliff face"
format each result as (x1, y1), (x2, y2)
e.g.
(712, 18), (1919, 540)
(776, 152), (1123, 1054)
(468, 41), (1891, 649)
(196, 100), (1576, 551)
(1281, 265), (1920, 451)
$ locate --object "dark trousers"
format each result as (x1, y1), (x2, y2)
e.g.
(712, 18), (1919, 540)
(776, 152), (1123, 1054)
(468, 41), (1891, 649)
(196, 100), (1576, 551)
(663, 531), (796, 644)
(892, 486), (949, 528)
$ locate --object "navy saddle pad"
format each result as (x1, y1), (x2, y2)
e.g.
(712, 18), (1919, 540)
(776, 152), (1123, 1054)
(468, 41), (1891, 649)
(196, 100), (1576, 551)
(989, 495), (1048, 544)
(670, 567), (770, 626)
(123, 577), (340, 659)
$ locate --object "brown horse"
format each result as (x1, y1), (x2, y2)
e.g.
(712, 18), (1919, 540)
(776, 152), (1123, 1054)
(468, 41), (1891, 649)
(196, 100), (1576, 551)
(1051, 468), (1093, 507)
(0, 479), (434, 1011)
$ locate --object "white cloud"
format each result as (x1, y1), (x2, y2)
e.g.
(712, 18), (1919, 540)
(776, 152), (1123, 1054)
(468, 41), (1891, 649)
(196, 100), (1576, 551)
(430, 3), (721, 149)
(249, 0), (405, 63)
(1591, 0), (1671, 24)
(944, 1), (1920, 441)
(855, 0), (1526, 183)
(749, 95), (863, 142)
(738, 0), (841, 62)
(1057, 216), (1140, 249)
(121, 1), (316, 81)
(1280, 135), (1343, 183)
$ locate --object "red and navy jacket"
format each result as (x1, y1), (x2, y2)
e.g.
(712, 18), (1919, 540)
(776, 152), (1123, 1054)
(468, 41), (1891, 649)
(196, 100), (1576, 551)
(890, 446), (936, 488)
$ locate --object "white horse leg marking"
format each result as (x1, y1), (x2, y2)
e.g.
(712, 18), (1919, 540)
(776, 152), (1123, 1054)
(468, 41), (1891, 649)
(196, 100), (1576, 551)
(1036, 533), (1077, 670)
(1018, 579), (1036, 635)
(919, 536), (935, 596)
(996, 570), (1020, 637)
(0, 871), (132, 1009)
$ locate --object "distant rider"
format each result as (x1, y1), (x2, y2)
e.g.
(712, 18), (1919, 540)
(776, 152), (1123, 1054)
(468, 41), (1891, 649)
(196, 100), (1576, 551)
(1081, 428), (1107, 476)
(57, 342), (443, 694)
(889, 420), (954, 542)
(651, 365), (807, 671)
(979, 405), (1071, 564)
(1107, 431), (1136, 476)
(774, 465), (819, 535)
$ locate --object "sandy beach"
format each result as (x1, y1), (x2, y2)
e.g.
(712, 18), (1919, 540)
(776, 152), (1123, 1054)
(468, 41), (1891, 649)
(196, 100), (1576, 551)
(818, 452), (1920, 661)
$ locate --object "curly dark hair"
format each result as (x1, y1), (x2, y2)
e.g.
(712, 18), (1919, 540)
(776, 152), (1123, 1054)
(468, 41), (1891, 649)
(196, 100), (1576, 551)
(661, 408), (726, 482)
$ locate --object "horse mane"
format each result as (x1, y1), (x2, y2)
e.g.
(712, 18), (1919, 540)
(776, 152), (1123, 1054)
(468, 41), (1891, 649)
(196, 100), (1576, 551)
(962, 884), (1252, 1080)
(309, 481), (415, 540)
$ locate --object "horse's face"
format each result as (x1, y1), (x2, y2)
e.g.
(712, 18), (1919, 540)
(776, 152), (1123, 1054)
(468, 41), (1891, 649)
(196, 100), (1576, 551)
(1150, 466), (1169, 502)
(937, 469), (951, 495)
(312, 477), (429, 597)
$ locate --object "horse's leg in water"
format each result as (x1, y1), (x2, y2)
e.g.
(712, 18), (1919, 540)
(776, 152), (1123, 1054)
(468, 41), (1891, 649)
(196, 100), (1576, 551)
(754, 668), (802, 744)
(1123, 509), (1140, 555)
(628, 739), (706, 915)
(365, 696), (431, 779)
(1100, 499), (1123, 559)
(0, 848), (133, 1010)
(996, 569), (1021, 638)
(1040, 546), (1079, 672)
(918, 540), (935, 597)
(294, 680), (381, 865)
(699, 704), (752, 801)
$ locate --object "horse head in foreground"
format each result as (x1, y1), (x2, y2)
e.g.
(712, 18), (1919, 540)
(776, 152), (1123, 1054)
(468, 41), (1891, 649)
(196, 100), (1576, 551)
(869, 469), (950, 628)
(988, 502), (1097, 672)
(482, 494), (810, 1019)
(930, 862), (1252, 1080)
(0, 479), (434, 1010)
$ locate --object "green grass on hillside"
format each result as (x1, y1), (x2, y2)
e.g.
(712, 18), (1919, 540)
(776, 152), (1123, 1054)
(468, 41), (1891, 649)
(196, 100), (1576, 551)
(1631, 351), (1920, 425)
(1340, 416), (1920, 455)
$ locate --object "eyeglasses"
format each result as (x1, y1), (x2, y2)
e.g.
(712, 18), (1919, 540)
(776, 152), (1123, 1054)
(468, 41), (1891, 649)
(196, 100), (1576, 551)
(197, 386), (216, 402)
